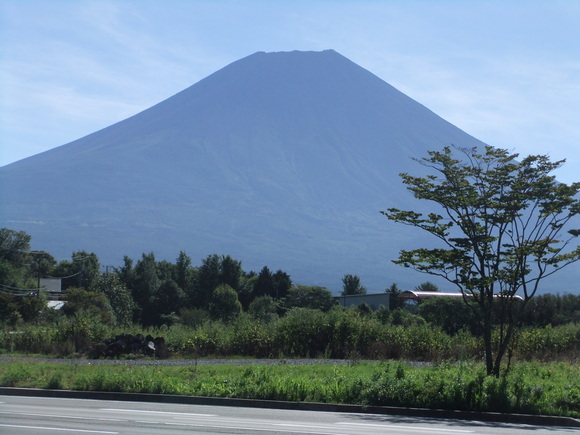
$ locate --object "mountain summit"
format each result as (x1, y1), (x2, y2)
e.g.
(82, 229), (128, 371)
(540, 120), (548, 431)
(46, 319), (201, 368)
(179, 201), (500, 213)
(2, 50), (571, 291)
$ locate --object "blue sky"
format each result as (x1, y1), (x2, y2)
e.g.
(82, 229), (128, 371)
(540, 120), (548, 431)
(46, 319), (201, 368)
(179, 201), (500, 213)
(1, 0), (579, 184)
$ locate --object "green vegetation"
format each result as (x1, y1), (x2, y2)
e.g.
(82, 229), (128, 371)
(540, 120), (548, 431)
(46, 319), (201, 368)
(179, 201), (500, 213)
(1, 310), (578, 363)
(1, 222), (579, 417)
(1, 360), (578, 417)
(384, 146), (580, 375)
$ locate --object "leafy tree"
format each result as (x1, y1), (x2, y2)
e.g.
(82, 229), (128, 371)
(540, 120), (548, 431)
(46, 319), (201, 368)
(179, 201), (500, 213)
(237, 274), (258, 309)
(62, 287), (116, 325)
(285, 285), (337, 312)
(388, 307), (426, 327)
(208, 284), (242, 322)
(156, 260), (175, 282)
(173, 251), (195, 292)
(72, 251), (100, 289)
(254, 266), (274, 297)
(56, 251), (99, 290)
(520, 293), (580, 326)
(0, 228), (31, 262)
(28, 251), (56, 288)
(219, 255), (242, 291)
(132, 252), (160, 324)
(15, 291), (47, 323)
(414, 281), (439, 292)
(91, 272), (135, 326)
(0, 293), (22, 326)
(383, 146), (580, 376)
(272, 270), (292, 299)
(341, 274), (367, 296)
(155, 279), (186, 316)
(386, 282), (405, 310)
(0, 228), (32, 287)
(418, 297), (479, 335)
(194, 254), (221, 309)
(115, 256), (137, 291)
(248, 295), (280, 322)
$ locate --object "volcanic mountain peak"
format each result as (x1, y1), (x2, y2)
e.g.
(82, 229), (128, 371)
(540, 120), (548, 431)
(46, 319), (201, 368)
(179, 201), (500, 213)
(1, 50), (575, 292)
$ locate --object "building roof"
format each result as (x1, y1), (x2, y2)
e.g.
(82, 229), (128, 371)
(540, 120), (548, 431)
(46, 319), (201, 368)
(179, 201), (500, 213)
(399, 291), (523, 301)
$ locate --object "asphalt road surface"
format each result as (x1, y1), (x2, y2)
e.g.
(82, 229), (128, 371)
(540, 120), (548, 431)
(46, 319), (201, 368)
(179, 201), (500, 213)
(0, 395), (577, 435)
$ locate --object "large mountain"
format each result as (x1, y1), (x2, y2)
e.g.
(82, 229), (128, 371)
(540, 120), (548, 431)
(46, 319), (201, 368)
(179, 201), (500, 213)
(0, 50), (576, 292)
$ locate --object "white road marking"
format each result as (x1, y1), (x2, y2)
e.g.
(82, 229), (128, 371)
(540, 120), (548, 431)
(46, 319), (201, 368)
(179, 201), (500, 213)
(101, 408), (216, 417)
(0, 410), (122, 422)
(165, 422), (337, 434)
(337, 422), (474, 433)
(0, 424), (118, 434)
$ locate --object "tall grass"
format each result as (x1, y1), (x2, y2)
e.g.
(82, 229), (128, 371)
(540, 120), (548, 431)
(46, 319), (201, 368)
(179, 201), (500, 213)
(1, 309), (578, 363)
(0, 361), (578, 417)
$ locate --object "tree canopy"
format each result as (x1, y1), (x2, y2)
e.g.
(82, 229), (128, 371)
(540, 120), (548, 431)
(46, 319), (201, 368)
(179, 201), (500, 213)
(341, 274), (367, 296)
(383, 145), (580, 375)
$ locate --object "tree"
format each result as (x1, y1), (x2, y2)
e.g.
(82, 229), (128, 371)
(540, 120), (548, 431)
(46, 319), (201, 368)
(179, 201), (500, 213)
(173, 251), (195, 292)
(253, 266), (274, 297)
(115, 256), (137, 291)
(341, 274), (367, 296)
(208, 284), (242, 322)
(386, 282), (405, 310)
(272, 270), (292, 299)
(219, 255), (242, 291)
(62, 287), (116, 325)
(56, 251), (100, 290)
(0, 228), (32, 289)
(132, 252), (160, 324)
(383, 146), (580, 376)
(72, 251), (100, 289)
(91, 272), (135, 326)
(284, 285), (337, 312)
(418, 297), (479, 335)
(28, 251), (56, 288)
(194, 254), (221, 309)
(414, 281), (439, 292)
(155, 279), (186, 316)
(248, 295), (280, 322)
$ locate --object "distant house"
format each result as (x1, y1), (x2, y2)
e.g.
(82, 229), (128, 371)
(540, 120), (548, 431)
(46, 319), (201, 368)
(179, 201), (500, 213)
(335, 293), (389, 310)
(40, 277), (62, 293)
(39, 278), (66, 304)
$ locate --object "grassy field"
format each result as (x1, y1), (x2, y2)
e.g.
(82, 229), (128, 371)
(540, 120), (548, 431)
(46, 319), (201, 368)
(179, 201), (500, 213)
(1, 360), (578, 418)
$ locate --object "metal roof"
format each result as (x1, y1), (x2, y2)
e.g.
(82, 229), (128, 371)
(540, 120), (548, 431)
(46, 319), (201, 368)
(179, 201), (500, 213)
(399, 290), (523, 301)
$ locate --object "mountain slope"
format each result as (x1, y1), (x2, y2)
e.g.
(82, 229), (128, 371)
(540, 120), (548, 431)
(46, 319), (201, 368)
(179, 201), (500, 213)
(1, 50), (575, 292)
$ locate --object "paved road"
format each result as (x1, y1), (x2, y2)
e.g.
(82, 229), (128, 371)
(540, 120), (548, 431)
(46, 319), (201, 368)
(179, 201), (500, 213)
(1, 395), (577, 435)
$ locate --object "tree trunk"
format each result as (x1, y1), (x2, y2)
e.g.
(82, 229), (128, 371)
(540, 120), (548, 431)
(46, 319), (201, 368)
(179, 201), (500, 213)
(492, 318), (517, 377)
(482, 310), (494, 376)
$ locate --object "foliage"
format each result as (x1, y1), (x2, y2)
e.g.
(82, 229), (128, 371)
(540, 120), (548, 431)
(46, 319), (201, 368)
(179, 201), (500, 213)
(341, 274), (367, 296)
(1, 361), (578, 418)
(208, 284), (242, 322)
(386, 283), (406, 310)
(62, 288), (116, 326)
(521, 293), (580, 327)
(248, 295), (280, 323)
(284, 285), (337, 312)
(414, 281), (439, 292)
(91, 273), (135, 326)
(155, 279), (186, 317)
(383, 146), (580, 375)
(54, 251), (99, 290)
(418, 297), (479, 335)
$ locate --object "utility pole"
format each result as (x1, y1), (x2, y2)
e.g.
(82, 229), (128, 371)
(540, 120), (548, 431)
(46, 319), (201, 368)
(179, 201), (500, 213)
(29, 250), (48, 298)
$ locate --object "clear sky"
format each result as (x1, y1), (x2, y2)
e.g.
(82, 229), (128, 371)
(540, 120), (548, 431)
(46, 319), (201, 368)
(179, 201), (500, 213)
(1, 0), (579, 184)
